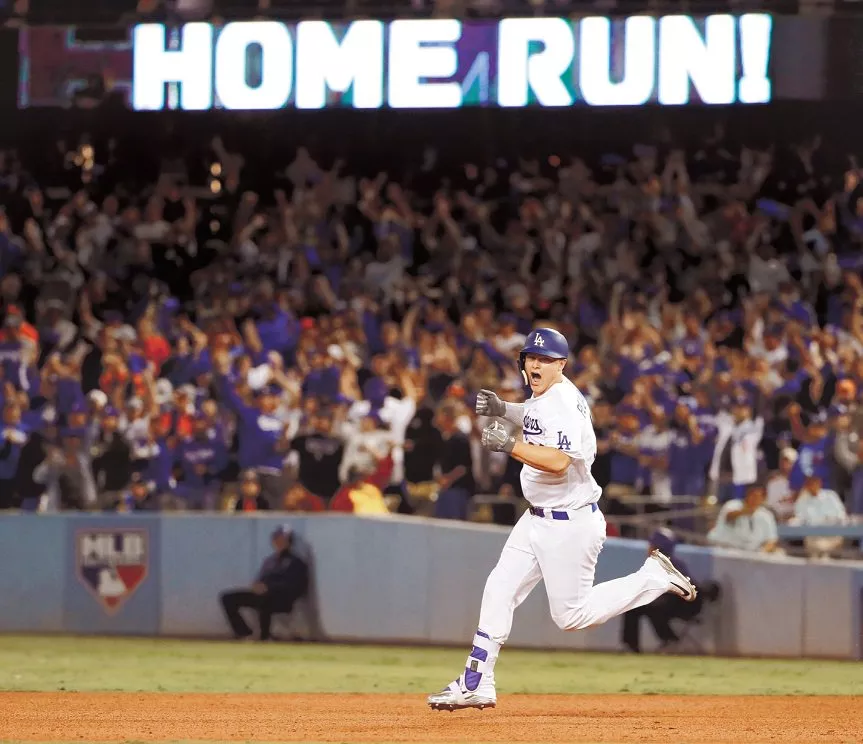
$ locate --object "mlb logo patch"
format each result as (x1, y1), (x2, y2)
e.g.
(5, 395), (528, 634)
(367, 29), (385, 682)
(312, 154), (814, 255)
(76, 529), (149, 615)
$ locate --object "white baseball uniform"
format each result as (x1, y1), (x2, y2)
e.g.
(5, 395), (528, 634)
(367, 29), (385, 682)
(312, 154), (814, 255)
(465, 377), (674, 690)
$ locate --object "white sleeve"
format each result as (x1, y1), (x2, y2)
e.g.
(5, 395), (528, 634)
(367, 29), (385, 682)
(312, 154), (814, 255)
(707, 506), (735, 547)
(752, 416), (765, 444)
(33, 461), (54, 485)
(502, 401), (525, 427)
(705, 524), (721, 545)
(55, 319), (78, 349)
(285, 411), (301, 440)
(386, 397), (416, 443)
(709, 423), (732, 482)
(543, 398), (587, 460)
(716, 501), (734, 525)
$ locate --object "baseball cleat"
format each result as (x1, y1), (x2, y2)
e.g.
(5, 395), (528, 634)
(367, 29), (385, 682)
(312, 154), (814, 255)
(650, 549), (698, 602)
(427, 678), (496, 711)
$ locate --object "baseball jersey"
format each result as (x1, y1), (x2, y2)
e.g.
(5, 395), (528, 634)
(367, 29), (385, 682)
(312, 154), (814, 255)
(520, 377), (601, 510)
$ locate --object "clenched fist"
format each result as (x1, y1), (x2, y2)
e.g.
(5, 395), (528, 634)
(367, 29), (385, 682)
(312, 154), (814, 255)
(481, 421), (516, 454)
(476, 389), (506, 418)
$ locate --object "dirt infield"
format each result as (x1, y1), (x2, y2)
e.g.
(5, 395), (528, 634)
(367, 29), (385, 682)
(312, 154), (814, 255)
(1, 692), (861, 743)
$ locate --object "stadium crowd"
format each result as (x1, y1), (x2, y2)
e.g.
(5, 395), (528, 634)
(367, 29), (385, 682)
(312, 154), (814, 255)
(4, 0), (796, 26)
(0, 114), (861, 557)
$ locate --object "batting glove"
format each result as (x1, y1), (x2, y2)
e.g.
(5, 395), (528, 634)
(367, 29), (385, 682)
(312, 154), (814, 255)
(476, 389), (506, 418)
(481, 421), (516, 454)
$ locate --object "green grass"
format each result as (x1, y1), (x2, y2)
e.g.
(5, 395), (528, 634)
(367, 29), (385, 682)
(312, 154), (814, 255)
(0, 634), (861, 696)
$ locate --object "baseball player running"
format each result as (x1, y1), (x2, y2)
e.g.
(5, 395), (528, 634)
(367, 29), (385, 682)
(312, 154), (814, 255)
(427, 328), (697, 712)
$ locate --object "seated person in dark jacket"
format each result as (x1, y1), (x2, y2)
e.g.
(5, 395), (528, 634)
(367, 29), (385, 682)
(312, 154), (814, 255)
(621, 527), (708, 653)
(219, 524), (310, 641)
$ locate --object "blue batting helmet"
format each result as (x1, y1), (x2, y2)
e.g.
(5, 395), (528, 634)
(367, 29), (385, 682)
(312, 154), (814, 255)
(518, 327), (569, 385)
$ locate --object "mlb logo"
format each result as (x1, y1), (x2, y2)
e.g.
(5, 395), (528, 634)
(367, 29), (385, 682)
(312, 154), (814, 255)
(76, 529), (149, 615)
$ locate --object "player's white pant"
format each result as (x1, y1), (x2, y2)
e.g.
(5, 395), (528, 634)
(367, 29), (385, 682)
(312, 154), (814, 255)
(452, 504), (673, 698)
(479, 505), (671, 643)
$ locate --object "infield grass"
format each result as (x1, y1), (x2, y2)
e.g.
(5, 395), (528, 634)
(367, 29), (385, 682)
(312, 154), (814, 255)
(0, 634), (861, 695)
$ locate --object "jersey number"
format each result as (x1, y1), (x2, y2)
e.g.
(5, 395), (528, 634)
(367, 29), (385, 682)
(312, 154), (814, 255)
(576, 396), (589, 420)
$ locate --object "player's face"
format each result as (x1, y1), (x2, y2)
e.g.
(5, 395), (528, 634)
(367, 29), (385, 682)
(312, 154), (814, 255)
(524, 353), (565, 395)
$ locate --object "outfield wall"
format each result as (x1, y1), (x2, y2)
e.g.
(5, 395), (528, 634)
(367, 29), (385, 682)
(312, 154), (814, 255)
(0, 513), (860, 660)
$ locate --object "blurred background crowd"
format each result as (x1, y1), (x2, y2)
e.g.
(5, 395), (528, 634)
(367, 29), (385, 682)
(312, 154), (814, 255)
(0, 0), (860, 564)
(0, 0), (815, 26)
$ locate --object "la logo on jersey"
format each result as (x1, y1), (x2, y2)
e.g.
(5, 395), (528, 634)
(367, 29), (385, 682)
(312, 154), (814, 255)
(76, 529), (149, 615)
(534, 334), (545, 347)
(557, 431), (572, 451)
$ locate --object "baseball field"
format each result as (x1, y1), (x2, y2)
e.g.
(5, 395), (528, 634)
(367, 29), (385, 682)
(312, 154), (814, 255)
(0, 635), (860, 744)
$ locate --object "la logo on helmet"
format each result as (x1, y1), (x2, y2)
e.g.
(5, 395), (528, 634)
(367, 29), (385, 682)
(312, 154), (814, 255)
(534, 334), (545, 347)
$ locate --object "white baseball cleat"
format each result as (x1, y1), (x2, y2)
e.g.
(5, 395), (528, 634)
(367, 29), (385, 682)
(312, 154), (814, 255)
(427, 676), (496, 711)
(649, 549), (698, 602)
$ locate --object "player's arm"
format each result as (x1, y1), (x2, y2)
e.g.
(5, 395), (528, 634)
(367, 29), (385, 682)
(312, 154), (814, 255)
(480, 410), (581, 475)
(476, 389), (523, 426)
(501, 401), (524, 427)
(509, 441), (571, 475)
